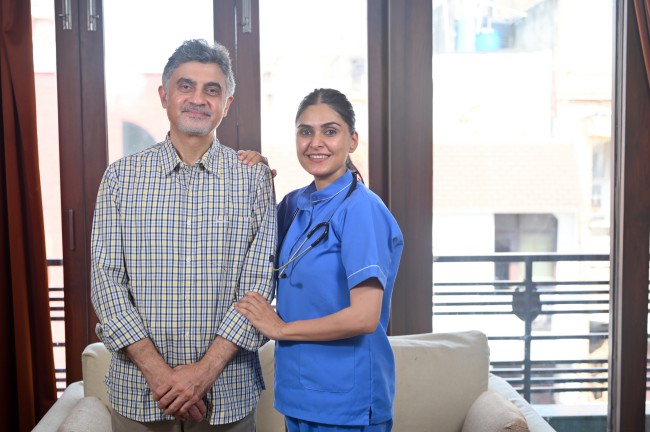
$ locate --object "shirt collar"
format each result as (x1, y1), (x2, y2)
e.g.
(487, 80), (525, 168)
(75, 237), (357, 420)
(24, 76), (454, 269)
(297, 170), (354, 209)
(159, 134), (221, 176)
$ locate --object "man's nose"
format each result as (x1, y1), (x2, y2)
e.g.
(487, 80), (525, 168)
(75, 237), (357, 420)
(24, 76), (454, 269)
(189, 89), (206, 104)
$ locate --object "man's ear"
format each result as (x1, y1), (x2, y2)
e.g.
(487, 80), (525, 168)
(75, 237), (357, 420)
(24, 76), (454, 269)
(222, 96), (234, 117)
(158, 85), (168, 108)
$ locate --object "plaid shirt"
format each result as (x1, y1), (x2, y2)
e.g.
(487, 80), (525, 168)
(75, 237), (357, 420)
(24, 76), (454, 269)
(90, 136), (276, 424)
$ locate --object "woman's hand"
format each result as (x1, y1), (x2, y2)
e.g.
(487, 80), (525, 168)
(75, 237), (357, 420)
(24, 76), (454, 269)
(236, 292), (286, 340)
(237, 150), (277, 177)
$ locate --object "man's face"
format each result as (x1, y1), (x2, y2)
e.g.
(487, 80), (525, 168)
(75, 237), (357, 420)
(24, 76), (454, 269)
(158, 61), (233, 139)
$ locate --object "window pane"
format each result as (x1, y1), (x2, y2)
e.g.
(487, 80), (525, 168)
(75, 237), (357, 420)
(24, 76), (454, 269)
(103, 1), (213, 163)
(432, 0), (612, 429)
(32, 0), (65, 395)
(260, 0), (368, 199)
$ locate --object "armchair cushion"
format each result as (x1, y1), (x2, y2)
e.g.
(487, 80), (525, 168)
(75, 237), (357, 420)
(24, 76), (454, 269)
(56, 396), (110, 432)
(462, 390), (529, 432)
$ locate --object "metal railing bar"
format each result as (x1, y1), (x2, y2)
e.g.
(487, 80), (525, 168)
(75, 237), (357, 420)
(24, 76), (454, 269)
(535, 282), (610, 288)
(530, 377), (609, 384)
(533, 367), (609, 374)
(433, 283), (521, 288)
(492, 359), (609, 366)
(486, 334), (608, 342)
(431, 309), (610, 315)
(433, 283), (610, 290)
(433, 301), (513, 306)
(540, 309), (610, 314)
(434, 253), (609, 262)
(529, 386), (609, 393)
(432, 287), (609, 294)
(433, 299), (610, 306)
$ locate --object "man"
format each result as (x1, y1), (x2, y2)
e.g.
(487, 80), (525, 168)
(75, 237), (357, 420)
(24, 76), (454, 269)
(90, 39), (276, 432)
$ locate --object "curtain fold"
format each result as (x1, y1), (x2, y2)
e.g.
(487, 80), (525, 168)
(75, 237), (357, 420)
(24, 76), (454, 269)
(635, 0), (650, 88)
(1, 0), (58, 430)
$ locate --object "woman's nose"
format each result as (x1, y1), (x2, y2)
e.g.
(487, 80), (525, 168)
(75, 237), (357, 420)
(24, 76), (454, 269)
(308, 132), (324, 147)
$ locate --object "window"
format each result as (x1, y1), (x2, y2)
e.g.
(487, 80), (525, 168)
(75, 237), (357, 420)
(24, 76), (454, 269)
(431, 0), (613, 424)
(32, 0), (64, 393)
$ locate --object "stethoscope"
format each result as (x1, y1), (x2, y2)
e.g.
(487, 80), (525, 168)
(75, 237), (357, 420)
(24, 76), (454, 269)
(274, 173), (358, 279)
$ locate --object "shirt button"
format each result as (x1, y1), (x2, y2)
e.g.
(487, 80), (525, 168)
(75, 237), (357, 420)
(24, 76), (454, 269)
(187, 218), (191, 226)
(186, 257), (191, 263)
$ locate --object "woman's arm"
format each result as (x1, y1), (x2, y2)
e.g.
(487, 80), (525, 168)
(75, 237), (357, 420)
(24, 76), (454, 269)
(236, 278), (384, 341)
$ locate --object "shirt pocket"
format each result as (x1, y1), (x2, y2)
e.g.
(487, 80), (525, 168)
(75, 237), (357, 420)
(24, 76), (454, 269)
(299, 341), (355, 393)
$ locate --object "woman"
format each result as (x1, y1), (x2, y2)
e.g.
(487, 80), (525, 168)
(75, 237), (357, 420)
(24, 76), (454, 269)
(236, 88), (403, 431)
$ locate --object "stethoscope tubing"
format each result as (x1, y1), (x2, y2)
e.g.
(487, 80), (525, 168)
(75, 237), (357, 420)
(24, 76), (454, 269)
(274, 173), (358, 279)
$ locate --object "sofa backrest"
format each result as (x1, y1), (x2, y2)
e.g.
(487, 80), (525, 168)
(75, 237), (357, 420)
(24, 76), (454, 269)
(389, 330), (489, 432)
(257, 330), (490, 432)
(81, 330), (490, 432)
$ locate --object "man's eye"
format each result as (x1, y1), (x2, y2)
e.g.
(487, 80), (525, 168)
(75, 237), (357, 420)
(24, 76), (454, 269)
(206, 88), (220, 96)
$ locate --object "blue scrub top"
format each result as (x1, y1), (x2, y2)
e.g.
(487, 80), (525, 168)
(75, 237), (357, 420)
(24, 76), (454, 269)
(274, 170), (404, 426)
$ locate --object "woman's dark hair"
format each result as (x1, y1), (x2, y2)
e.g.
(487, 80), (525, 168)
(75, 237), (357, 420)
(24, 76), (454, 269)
(295, 88), (361, 177)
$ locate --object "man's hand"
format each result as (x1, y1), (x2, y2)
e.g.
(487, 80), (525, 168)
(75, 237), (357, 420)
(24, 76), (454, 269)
(155, 363), (213, 420)
(125, 339), (207, 422)
(238, 150), (277, 177)
(155, 337), (240, 421)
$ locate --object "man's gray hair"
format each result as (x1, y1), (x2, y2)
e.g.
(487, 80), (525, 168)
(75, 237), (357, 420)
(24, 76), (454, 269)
(162, 39), (236, 97)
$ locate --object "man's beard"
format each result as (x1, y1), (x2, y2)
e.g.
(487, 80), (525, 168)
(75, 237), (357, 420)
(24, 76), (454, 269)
(178, 104), (214, 136)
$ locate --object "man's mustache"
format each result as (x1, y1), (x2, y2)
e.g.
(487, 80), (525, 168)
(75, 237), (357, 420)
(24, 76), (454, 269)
(181, 104), (211, 116)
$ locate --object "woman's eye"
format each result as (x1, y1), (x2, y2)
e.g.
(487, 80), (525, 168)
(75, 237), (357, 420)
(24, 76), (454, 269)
(324, 129), (337, 136)
(298, 129), (312, 136)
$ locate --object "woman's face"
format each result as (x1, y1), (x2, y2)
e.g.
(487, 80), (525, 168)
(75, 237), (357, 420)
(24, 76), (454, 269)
(295, 103), (358, 190)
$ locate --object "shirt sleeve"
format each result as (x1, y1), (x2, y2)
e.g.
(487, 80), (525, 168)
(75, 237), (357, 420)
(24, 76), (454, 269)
(90, 165), (149, 352)
(216, 165), (277, 351)
(338, 194), (403, 290)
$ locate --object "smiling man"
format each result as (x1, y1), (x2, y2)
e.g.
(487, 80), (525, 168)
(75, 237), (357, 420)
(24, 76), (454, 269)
(90, 39), (276, 432)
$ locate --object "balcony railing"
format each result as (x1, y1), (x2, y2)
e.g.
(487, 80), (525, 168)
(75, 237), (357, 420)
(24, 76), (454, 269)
(47, 259), (66, 393)
(433, 253), (612, 403)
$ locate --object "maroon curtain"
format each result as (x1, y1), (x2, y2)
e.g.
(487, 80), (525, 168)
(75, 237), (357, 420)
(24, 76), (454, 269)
(635, 0), (650, 87)
(1, 0), (58, 430)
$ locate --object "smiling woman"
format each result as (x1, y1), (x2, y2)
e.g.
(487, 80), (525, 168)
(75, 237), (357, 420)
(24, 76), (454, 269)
(237, 88), (403, 432)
